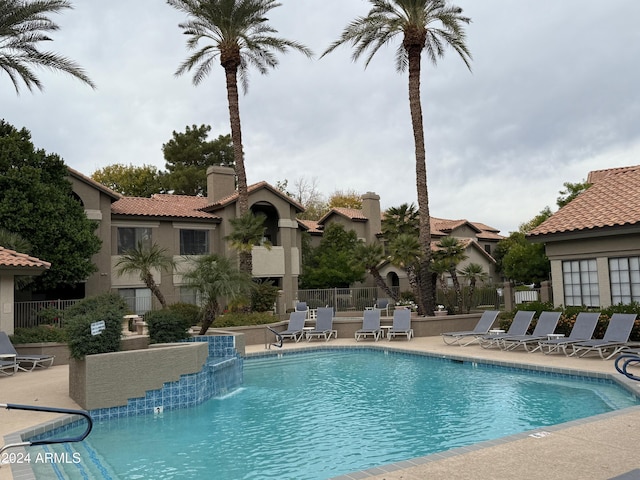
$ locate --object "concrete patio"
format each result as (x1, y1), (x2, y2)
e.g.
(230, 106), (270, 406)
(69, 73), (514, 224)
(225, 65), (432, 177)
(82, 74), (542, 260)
(1, 335), (640, 480)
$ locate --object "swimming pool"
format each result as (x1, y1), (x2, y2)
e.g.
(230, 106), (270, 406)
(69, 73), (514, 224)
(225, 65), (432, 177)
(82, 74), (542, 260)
(30, 349), (640, 479)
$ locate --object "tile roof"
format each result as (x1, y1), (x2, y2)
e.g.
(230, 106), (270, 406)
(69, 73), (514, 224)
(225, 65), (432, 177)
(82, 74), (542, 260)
(203, 182), (305, 212)
(297, 219), (322, 234)
(0, 247), (51, 269)
(317, 207), (368, 224)
(67, 167), (122, 200)
(111, 194), (220, 220)
(529, 164), (640, 237)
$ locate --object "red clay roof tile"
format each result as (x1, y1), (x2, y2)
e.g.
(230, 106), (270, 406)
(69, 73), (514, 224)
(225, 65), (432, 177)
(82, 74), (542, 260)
(111, 195), (220, 220)
(0, 247), (51, 269)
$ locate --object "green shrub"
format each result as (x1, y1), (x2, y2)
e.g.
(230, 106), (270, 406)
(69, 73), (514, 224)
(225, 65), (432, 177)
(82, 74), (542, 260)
(65, 293), (128, 359)
(10, 325), (68, 344)
(214, 312), (277, 328)
(145, 309), (190, 344)
(167, 302), (201, 328)
(251, 280), (279, 312)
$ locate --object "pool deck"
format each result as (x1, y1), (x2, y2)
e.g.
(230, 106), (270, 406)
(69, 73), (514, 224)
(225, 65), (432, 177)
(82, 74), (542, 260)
(2, 336), (640, 480)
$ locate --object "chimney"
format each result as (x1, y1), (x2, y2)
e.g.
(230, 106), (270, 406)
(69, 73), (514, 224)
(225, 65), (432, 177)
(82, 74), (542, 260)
(362, 191), (381, 243)
(206, 166), (236, 203)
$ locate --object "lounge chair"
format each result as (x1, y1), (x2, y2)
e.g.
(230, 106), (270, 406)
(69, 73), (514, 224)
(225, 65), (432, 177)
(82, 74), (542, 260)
(387, 308), (413, 341)
(441, 310), (499, 346)
(295, 301), (310, 319)
(0, 357), (17, 376)
(369, 298), (390, 317)
(355, 309), (381, 342)
(306, 307), (337, 342)
(568, 313), (637, 359)
(0, 331), (55, 372)
(478, 310), (535, 349)
(499, 311), (562, 352)
(536, 312), (600, 355)
(279, 312), (307, 342)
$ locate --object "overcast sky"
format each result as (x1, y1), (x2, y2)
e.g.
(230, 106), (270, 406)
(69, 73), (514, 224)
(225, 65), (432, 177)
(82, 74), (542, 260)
(2, 0), (640, 234)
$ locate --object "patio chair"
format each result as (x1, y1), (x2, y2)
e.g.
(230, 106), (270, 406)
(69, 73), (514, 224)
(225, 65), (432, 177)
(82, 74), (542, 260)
(279, 312), (307, 343)
(387, 308), (413, 341)
(295, 301), (310, 319)
(478, 310), (535, 349)
(306, 307), (337, 342)
(0, 331), (55, 372)
(568, 313), (637, 360)
(441, 310), (499, 346)
(500, 311), (562, 352)
(0, 357), (18, 376)
(369, 298), (390, 317)
(536, 312), (600, 355)
(355, 309), (381, 342)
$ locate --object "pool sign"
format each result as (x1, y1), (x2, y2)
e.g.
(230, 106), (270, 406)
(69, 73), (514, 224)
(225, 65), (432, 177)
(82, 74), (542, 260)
(90, 320), (106, 336)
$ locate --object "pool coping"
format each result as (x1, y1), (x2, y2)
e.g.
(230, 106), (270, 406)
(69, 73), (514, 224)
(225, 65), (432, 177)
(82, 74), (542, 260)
(5, 343), (640, 480)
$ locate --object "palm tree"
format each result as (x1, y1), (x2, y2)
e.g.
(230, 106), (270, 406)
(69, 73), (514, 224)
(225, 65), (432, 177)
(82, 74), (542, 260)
(323, 0), (472, 316)
(382, 203), (419, 239)
(167, 0), (312, 216)
(353, 242), (398, 301)
(459, 262), (488, 313)
(0, 0), (95, 94)
(182, 254), (253, 334)
(226, 211), (269, 274)
(387, 233), (421, 306)
(433, 236), (467, 313)
(114, 242), (176, 309)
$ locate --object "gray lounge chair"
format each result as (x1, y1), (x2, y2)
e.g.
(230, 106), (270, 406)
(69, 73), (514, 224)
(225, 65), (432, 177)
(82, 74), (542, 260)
(279, 312), (307, 342)
(371, 298), (390, 317)
(500, 311), (562, 352)
(478, 310), (535, 349)
(355, 309), (381, 342)
(537, 312), (600, 355)
(441, 310), (499, 346)
(306, 307), (337, 342)
(0, 357), (17, 376)
(295, 301), (309, 318)
(568, 313), (637, 359)
(0, 331), (54, 372)
(387, 308), (413, 341)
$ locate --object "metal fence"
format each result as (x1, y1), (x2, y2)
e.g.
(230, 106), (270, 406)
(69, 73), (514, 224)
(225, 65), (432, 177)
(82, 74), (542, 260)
(13, 299), (80, 329)
(296, 287), (394, 312)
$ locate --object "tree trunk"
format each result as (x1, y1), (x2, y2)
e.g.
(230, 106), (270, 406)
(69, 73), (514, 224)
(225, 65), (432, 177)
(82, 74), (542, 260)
(370, 266), (399, 302)
(144, 273), (167, 309)
(224, 65), (248, 216)
(407, 42), (435, 315)
(198, 301), (219, 335)
(449, 269), (463, 314)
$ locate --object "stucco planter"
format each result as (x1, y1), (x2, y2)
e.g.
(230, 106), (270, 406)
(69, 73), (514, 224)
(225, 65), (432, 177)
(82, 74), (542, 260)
(433, 311), (448, 317)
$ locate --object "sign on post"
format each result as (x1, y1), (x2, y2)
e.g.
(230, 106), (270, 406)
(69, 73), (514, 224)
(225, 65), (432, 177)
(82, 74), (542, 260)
(90, 321), (106, 336)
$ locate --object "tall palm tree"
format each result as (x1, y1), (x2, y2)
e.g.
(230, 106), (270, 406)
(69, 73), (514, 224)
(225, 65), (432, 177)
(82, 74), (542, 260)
(114, 242), (176, 309)
(226, 210), (269, 274)
(323, 0), (472, 315)
(0, 0), (95, 94)
(167, 0), (312, 216)
(182, 254), (253, 334)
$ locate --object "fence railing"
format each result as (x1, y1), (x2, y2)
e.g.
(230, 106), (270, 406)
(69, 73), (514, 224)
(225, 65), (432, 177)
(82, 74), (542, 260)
(13, 299), (80, 329)
(296, 287), (398, 313)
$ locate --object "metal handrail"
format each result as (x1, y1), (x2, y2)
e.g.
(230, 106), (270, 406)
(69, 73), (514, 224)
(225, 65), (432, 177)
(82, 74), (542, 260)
(265, 326), (283, 349)
(0, 403), (93, 454)
(614, 354), (640, 382)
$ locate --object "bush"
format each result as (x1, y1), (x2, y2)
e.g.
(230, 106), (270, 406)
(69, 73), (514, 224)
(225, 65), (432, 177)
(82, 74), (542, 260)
(65, 293), (128, 359)
(10, 325), (68, 344)
(214, 312), (277, 328)
(145, 310), (190, 344)
(251, 280), (279, 312)
(167, 302), (201, 328)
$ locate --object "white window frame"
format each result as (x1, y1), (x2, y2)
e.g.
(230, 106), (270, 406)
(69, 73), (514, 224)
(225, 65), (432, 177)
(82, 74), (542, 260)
(562, 259), (599, 307)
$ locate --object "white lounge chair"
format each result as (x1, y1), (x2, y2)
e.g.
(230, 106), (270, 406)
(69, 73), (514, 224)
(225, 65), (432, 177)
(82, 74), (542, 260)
(279, 312), (307, 342)
(500, 311), (562, 352)
(536, 312), (600, 355)
(355, 309), (381, 342)
(0, 331), (54, 372)
(569, 313), (637, 359)
(441, 310), (499, 346)
(306, 307), (337, 342)
(387, 308), (413, 341)
(478, 310), (534, 349)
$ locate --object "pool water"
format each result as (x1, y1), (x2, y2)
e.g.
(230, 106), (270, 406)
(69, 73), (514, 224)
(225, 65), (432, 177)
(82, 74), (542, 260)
(32, 350), (639, 479)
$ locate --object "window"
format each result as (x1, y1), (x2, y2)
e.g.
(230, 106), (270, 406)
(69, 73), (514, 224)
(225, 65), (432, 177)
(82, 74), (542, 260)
(180, 286), (202, 306)
(180, 229), (209, 255)
(610, 257), (640, 305)
(117, 227), (151, 254)
(562, 259), (599, 307)
(118, 288), (152, 315)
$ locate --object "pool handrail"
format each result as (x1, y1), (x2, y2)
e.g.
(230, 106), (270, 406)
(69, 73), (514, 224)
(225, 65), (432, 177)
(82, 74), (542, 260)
(614, 354), (640, 382)
(0, 403), (93, 454)
(266, 326), (283, 349)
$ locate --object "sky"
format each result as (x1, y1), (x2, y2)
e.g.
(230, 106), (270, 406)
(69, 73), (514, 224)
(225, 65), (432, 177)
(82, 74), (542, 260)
(2, 0), (640, 235)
